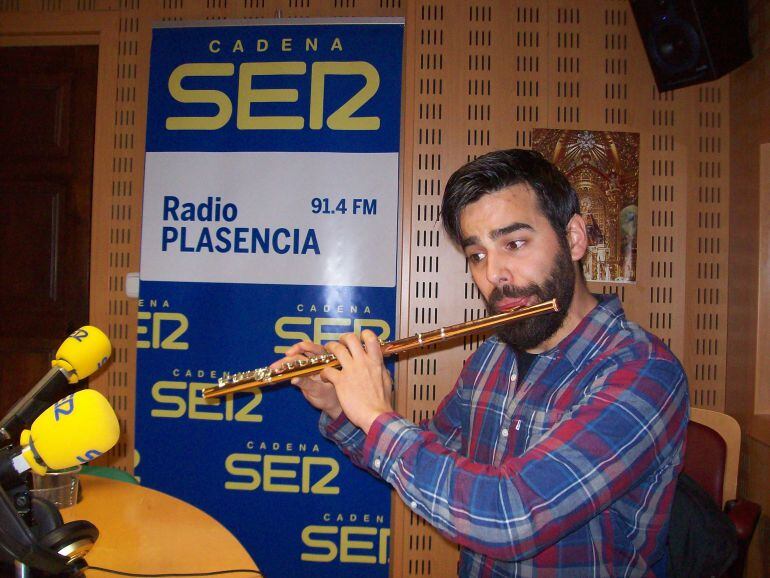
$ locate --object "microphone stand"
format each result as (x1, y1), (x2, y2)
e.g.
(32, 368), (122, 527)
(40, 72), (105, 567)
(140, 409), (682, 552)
(0, 444), (84, 578)
(13, 489), (31, 578)
(1, 472), (35, 578)
(6, 476), (36, 578)
(1, 477), (86, 578)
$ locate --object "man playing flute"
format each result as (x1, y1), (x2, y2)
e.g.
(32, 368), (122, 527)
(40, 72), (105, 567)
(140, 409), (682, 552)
(275, 148), (689, 577)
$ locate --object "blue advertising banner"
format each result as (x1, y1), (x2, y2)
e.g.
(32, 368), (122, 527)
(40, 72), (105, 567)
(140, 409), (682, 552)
(135, 19), (403, 578)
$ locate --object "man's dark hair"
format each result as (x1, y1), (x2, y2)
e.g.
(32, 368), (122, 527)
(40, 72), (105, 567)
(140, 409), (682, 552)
(441, 149), (581, 244)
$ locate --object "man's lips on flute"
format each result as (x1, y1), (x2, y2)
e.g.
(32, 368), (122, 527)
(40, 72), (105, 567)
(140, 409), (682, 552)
(493, 296), (538, 313)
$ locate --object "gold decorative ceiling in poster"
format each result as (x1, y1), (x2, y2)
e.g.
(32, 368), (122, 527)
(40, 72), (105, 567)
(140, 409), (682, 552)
(532, 129), (640, 284)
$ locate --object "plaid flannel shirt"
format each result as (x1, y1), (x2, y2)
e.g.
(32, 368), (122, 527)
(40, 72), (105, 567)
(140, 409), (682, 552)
(321, 295), (689, 577)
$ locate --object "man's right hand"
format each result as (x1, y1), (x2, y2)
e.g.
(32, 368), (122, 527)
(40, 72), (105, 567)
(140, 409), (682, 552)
(270, 341), (343, 420)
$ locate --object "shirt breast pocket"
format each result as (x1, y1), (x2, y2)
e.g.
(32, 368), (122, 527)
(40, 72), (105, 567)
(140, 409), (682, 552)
(513, 404), (566, 453)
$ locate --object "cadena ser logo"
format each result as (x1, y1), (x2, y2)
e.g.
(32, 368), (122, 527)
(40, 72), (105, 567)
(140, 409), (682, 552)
(146, 23), (402, 154)
(166, 60), (381, 132)
(53, 395), (76, 421)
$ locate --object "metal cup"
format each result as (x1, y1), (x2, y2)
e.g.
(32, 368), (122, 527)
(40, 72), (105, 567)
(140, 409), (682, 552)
(30, 465), (81, 509)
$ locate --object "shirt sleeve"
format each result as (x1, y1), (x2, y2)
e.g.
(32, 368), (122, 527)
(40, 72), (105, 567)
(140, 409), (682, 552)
(318, 410), (370, 469)
(319, 377), (467, 470)
(358, 352), (689, 561)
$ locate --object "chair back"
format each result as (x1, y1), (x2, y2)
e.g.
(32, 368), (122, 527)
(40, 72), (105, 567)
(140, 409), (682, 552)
(687, 407), (741, 506)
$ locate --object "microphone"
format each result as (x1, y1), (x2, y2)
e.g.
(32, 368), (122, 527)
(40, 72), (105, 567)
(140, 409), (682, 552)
(0, 390), (120, 489)
(0, 326), (112, 444)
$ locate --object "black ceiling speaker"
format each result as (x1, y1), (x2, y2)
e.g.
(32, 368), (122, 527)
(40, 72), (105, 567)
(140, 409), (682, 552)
(630, 0), (753, 92)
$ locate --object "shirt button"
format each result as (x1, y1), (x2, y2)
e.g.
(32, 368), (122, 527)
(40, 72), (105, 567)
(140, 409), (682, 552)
(373, 458), (381, 468)
(501, 428), (509, 438)
(410, 501), (418, 510)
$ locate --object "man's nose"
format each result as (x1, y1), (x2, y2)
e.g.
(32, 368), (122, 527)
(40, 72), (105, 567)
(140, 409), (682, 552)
(485, 253), (511, 286)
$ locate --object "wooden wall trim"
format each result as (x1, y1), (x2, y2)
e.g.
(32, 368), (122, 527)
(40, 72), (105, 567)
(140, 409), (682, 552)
(756, 143), (770, 415)
(392, 0), (418, 575)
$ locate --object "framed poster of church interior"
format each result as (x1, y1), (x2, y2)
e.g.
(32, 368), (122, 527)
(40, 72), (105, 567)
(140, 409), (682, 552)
(532, 129), (640, 284)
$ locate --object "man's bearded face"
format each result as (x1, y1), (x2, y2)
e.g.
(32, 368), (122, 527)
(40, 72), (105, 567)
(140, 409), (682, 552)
(486, 238), (575, 351)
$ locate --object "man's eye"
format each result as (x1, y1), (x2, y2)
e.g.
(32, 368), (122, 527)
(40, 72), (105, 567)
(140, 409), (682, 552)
(507, 240), (526, 251)
(467, 253), (485, 264)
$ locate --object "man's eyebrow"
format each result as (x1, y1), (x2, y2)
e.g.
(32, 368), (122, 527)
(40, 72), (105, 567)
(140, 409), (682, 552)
(491, 222), (534, 239)
(461, 222), (534, 248)
(461, 235), (480, 249)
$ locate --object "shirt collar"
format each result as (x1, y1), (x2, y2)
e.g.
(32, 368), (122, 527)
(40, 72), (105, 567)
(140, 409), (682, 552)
(544, 293), (625, 370)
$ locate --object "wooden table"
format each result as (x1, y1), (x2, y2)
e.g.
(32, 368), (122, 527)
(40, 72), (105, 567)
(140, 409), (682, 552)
(62, 475), (259, 576)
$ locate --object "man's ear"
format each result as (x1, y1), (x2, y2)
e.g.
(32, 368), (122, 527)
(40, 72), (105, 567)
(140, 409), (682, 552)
(565, 214), (589, 262)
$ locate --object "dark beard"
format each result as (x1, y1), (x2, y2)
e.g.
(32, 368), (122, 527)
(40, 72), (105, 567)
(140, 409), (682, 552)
(485, 243), (575, 351)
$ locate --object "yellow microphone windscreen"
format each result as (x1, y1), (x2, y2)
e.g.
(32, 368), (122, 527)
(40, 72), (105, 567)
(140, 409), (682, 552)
(25, 389), (120, 473)
(53, 326), (112, 383)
